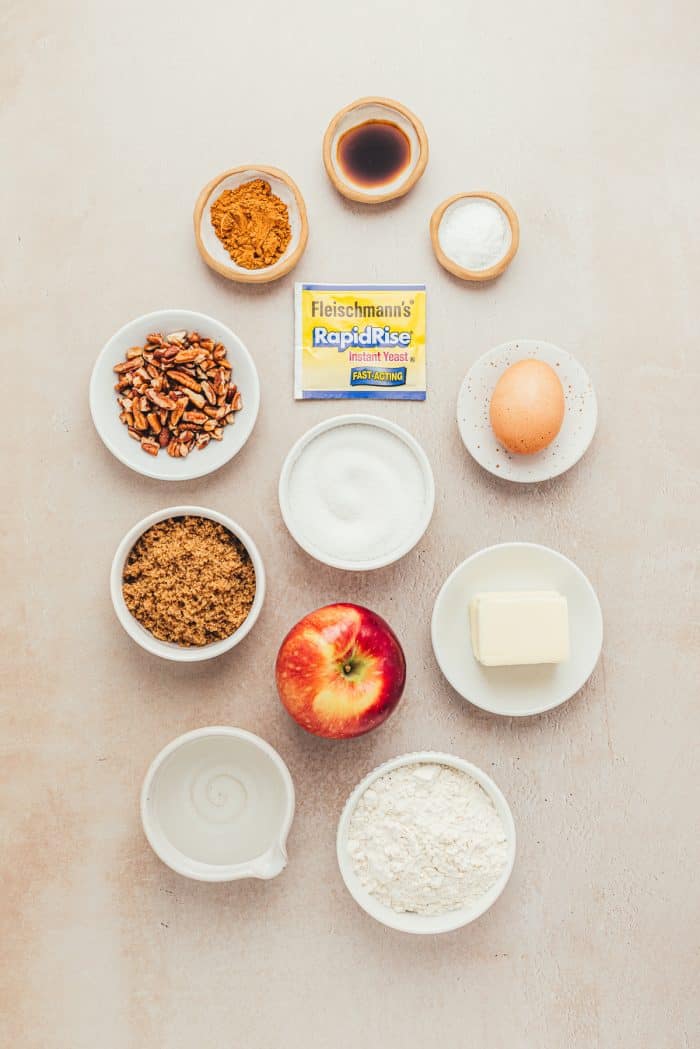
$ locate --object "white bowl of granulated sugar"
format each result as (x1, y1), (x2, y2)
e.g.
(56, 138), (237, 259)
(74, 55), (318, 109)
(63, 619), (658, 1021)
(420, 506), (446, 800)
(337, 752), (516, 934)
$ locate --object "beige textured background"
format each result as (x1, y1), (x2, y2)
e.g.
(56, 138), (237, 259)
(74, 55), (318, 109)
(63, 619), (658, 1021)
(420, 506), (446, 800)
(2, 1), (698, 1046)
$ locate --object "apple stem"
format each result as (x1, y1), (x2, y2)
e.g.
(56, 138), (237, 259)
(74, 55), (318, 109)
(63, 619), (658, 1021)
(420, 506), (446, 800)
(343, 663), (353, 675)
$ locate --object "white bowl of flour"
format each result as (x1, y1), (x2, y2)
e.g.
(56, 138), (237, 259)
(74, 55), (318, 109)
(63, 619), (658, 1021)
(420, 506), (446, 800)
(279, 414), (434, 571)
(337, 752), (516, 933)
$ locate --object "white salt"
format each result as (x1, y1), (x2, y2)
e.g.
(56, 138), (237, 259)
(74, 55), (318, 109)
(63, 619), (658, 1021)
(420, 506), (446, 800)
(438, 197), (512, 272)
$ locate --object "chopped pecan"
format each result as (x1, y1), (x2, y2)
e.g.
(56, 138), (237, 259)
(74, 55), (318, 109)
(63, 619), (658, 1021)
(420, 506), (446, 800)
(132, 405), (148, 431)
(173, 348), (200, 364)
(187, 390), (206, 409)
(113, 356), (143, 373)
(182, 411), (208, 425)
(170, 397), (188, 427)
(166, 369), (201, 392)
(146, 412), (161, 434)
(145, 389), (177, 411)
(112, 330), (239, 457)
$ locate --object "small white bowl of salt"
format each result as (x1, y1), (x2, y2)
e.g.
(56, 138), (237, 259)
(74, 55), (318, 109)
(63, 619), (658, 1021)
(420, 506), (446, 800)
(430, 190), (519, 282)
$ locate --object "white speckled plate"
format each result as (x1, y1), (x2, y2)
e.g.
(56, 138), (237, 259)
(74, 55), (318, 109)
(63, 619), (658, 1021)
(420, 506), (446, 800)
(457, 340), (597, 483)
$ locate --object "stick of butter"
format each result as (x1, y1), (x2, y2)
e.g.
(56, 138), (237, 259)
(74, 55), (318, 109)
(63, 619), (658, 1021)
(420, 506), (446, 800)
(469, 591), (570, 666)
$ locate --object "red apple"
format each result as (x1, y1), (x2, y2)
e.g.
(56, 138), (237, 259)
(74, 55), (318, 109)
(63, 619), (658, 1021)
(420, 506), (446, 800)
(275, 604), (406, 739)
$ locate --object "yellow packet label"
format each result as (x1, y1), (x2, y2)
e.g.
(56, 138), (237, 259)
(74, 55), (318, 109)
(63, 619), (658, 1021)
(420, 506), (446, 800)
(294, 283), (426, 400)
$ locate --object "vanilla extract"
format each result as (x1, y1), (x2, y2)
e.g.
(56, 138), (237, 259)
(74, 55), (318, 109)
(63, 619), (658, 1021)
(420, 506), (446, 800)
(337, 120), (410, 189)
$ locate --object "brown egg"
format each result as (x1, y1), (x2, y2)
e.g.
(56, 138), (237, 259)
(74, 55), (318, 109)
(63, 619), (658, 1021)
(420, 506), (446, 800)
(490, 359), (565, 455)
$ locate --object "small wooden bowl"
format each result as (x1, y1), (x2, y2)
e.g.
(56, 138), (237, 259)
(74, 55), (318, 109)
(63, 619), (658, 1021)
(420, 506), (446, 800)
(323, 97), (429, 204)
(430, 191), (520, 282)
(194, 164), (309, 284)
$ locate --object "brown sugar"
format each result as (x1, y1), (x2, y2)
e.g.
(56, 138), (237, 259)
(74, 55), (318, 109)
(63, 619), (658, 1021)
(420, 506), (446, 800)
(122, 516), (256, 646)
(210, 178), (291, 270)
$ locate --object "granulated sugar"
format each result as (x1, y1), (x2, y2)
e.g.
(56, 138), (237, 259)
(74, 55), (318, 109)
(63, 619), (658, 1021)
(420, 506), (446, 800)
(285, 423), (428, 563)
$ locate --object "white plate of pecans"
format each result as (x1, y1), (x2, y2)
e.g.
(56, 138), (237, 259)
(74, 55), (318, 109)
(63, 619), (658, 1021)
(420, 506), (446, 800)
(90, 309), (260, 480)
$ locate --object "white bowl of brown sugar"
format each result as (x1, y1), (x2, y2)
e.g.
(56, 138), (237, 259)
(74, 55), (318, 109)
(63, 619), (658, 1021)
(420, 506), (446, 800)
(110, 506), (265, 662)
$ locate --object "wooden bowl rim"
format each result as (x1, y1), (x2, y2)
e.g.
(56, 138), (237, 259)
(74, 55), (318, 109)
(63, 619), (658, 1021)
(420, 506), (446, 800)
(322, 96), (429, 204)
(429, 191), (520, 282)
(193, 164), (309, 284)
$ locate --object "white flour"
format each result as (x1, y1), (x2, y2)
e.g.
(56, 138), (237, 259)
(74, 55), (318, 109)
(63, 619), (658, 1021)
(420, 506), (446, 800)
(346, 763), (509, 915)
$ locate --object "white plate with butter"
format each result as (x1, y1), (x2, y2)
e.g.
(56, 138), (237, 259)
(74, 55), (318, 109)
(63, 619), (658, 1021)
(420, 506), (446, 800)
(431, 543), (603, 716)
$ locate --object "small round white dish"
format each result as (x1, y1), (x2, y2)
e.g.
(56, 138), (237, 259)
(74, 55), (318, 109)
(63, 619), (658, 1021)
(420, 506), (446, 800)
(90, 309), (260, 481)
(141, 727), (295, 882)
(432, 542), (603, 716)
(111, 505), (265, 662)
(457, 340), (597, 483)
(278, 414), (435, 571)
(337, 751), (516, 934)
(193, 165), (308, 283)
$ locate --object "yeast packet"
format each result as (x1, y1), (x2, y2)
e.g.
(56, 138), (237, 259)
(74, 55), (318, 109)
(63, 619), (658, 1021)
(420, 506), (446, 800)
(294, 282), (426, 400)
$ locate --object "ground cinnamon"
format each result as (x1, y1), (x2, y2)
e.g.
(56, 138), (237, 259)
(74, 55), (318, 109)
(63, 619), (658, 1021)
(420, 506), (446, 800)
(122, 516), (256, 646)
(210, 178), (291, 270)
